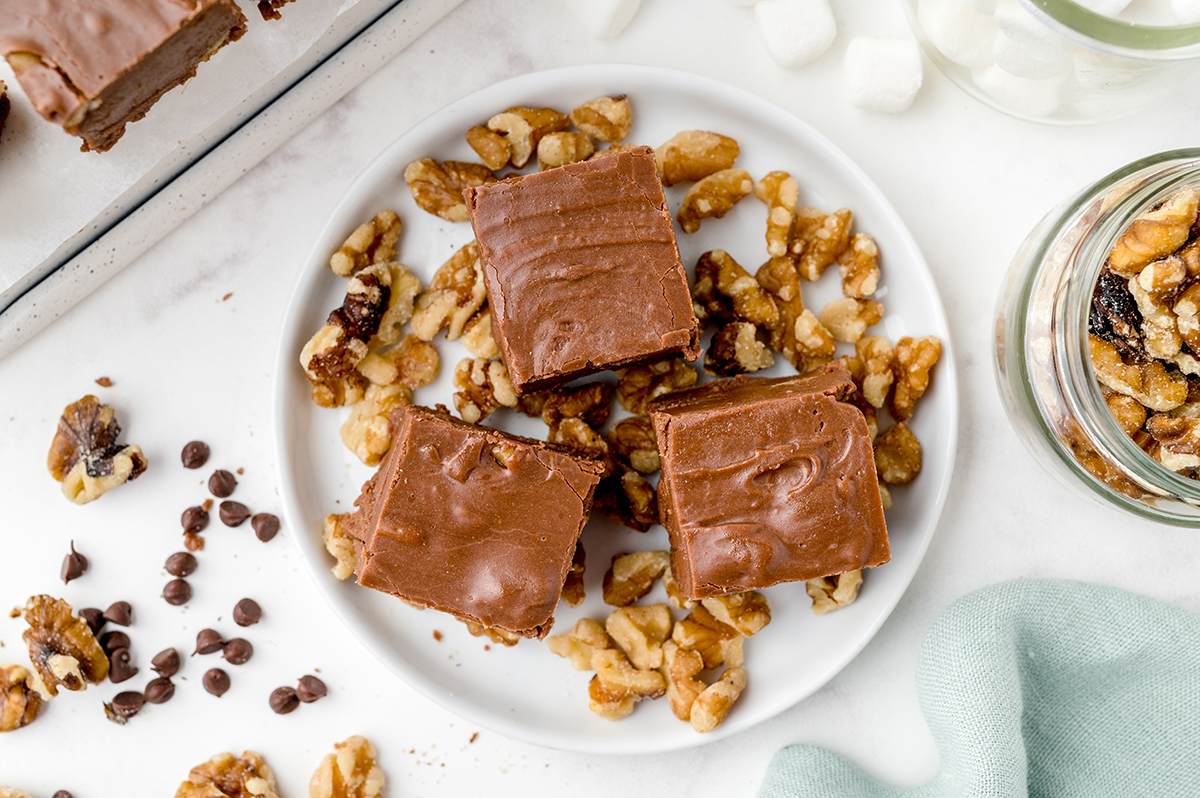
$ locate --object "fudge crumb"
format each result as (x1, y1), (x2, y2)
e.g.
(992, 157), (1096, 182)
(433, 630), (443, 642)
(470, 733), (479, 743)
(222, 293), (233, 302)
(95, 377), (113, 387)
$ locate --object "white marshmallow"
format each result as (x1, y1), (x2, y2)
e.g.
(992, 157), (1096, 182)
(917, 0), (996, 69)
(755, 0), (837, 68)
(973, 64), (1062, 118)
(992, 1), (1074, 79)
(844, 37), (924, 113)
(1172, 0), (1200, 23)
(1071, 0), (1133, 16)
(565, 0), (642, 39)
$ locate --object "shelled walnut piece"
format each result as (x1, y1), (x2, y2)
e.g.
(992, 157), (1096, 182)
(487, 106), (570, 168)
(677, 169), (754, 234)
(410, 241), (486, 342)
(175, 750), (281, 798)
(329, 209), (400, 277)
(323, 514), (357, 581)
(452, 357), (518, 423)
(656, 130), (739, 187)
(0, 665), (42, 732)
(570, 95), (632, 143)
(310, 735), (385, 798)
(19, 595), (108, 698)
(404, 159), (496, 222)
(341, 383), (412, 467)
(807, 570), (864, 615)
(47, 394), (147, 504)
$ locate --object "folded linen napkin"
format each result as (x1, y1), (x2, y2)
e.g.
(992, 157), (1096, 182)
(758, 579), (1200, 797)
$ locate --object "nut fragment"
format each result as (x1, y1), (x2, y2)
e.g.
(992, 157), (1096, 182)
(655, 130), (739, 187)
(855, 336), (895, 409)
(1090, 334), (1188, 412)
(546, 618), (612, 670)
(323, 514), (357, 581)
(755, 171), (799, 259)
(175, 750), (282, 798)
(706, 322), (775, 376)
(329, 209), (401, 277)
(616, 358), (698, 415)
(606, 604), (673, 670)
(465, 125), (511, 171)
(891, 335), (942, 421)
(1103, 390), (1148, 437)
(671, 605), (743, 669)
(541, 381), (616, 430)
(838, 233), (881, 298)
(817, 297), (884, 344)
(452, 358), (518, 423)
(700, 591), (770, 636)
(537, 131), (595, 170)
(460, 308), (499, 359)
(404, 159), (496, 222)
(570, 95), (632, 143)
(587, 674), (638, 720)
(594, 469), (659, 531)
(755, 256), (813, 369)
(660, 640), (705, 721)
(689, 666), (746, 733)
(20, 595), (108, 698)
(607, 417), (660, 474)
(309, 735), (385, 798)
(463, 621), (522, 647)
(603, 551), (669, 607)
(591, 648), (666, 701)
(662, 562), (696, 611)
(875, 422), (922, 485)
(693, 250), (779, 328)
(1127, 273), (1183, 361)
(340, 383), (412, 466)
(806, 570), (864, 615)
(561, 544), (586, 608)
(548, 417), (611, 463)
(1108, 189), (1200, 276)
(0, 665), (41, 733)
(355, 335), (438, 390)
(794, 207), (853, 282)
(1147, 413), (1200, 456)
(487, 106), (570, 168)
(47, 395), (147, 505)
(792, 309), (839, 371)
(411, 241), (487, 342)
(677, 169), (753, 234)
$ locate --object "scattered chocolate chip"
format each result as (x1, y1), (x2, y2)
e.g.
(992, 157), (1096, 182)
(151, 647), (180, 678)
(296, 674), (327, 703)
(165, 551), (198, 578)
(269, 686), (299, 714)
(79, 607), (105, 635)
(109, 648), (138, 683)
(110, 690), (145, 717)
(95, 376), (113, 388)
(102, 601), (132, 627)
(203, 668), (230, 697)
(181, 505), (209, 534)
(182, 440), (210, 469)
(219, 501), (251, 527)
(222, 638), (253, 665)
(251, 513), (280, 542)
(208, 469), (237, 498)
(233, 598), (261, 627)
(162, 578), (192, 606)
(144, 676), (175, 704)
(100, 630), (131, 655)
(60, 541), (88, 584)
(183, 532), (205, 551)
(194, 629), (224, 655)
(52, 791), (73, 798)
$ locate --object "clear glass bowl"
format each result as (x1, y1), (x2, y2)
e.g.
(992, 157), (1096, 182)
(902, 0), (1200, 124)
(995, 150), (1200, 524)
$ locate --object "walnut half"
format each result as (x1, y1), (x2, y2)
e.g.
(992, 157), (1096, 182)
(20, 595), (108, 698)
(47, 395), (147, 505)
(0, 665), (42, 733)
(176, 751), (282, 798)
(309, 735), (385, 798)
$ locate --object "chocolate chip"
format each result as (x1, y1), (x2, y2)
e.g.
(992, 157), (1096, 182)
(110, 690), (145, 717)
(79, 607), (105, 635)
(194, 629), (225, 655)
(162, 578), (192, 606)
(182, 505), (209, 534)
(182, 440), (211, 469)
(222, 638), (253, 665)
(251, 513), (280, 542)
(144, 676), (175, 704)
(219, 501), (251, 527)
(102, 601), (132, 626)
(109, 648), (138, 683)
(100, 630), (130, 655)
(183, 532), (205, 551)
(233, 598), (262, 627)
(296, 674), (327, 703)
(52, 791), (73, 798)
(269, 686), (299, 714)
(60, 541), (88, 584)
(165, 551), (198, 578)
(151, 647), (180, 678)
(203, 668), (230, 697)
(208, 469), (237, 498)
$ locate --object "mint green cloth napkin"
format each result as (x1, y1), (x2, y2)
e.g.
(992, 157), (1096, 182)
(758, 579), (1200, 797)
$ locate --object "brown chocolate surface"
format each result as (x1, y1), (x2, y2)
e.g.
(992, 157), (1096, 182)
(0, 0), (246, 151)
(344, 404), (605, 637)
(465, 146), (699, 393)
(650, 365), (889, 599)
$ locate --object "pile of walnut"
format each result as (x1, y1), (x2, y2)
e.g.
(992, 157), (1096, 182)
(174, 735), (384, 798)
(1088, 188), (1200, 476)
(548, 551), (767, 733)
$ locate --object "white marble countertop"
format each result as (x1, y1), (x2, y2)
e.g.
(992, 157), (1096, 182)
(4, 0), (1200, 794)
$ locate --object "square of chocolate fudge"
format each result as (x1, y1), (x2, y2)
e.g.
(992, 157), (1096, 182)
(648, 365), (889, 600)
(0, 0), (247, 152)
(464, 145), (700, 393)
(344, 404), (605, 638)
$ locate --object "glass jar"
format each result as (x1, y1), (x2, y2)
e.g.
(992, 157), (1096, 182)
(902, 0), (1200, 124)
(995, 150), (1200, 524)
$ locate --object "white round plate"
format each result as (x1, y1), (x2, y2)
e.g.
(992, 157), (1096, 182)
(273, 64), (957, 754)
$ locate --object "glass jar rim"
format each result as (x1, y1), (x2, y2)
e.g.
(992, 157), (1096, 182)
(1027, 0), (1200, 60)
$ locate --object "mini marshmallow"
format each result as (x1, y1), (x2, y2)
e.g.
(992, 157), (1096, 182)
(565, 0), (642, 39)
(992, 1), (1073, 79)
(917, 0), (996, 70)
(1172, 0), (1200, 23)
(1071, 0), (1134, 16)
(755, 0), (837, 68)
(844, 37), (924, 114)
(973, 64), (1062, 118)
